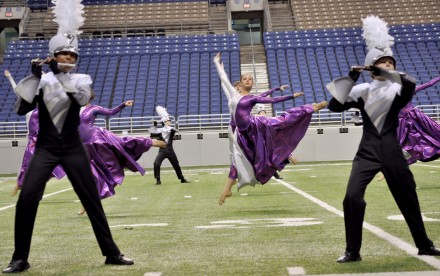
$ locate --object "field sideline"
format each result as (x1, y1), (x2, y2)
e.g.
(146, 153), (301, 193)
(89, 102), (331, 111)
(0, 161), (439, 275)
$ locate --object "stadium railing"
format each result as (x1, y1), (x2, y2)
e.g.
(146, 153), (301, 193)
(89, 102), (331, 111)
(176, 113), (230, 132)
(2, 105), (438, 139)
(108, 116), (176, 134)
(417, 105), (440, 122)
(0, 118), (106, 139)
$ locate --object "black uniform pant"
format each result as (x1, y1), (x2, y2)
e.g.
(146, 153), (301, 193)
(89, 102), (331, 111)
(343, 155), (433, 254)
(153, 148), (184, 180)
(12, 144), (120, 261)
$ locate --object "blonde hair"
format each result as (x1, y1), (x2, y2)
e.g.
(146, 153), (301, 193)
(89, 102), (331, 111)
(240, 73), (253, 82)
(89, 91), (96, 102)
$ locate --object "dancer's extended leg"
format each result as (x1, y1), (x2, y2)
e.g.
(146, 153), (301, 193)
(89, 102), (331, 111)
(312, 101), (328, 112)
(219, 178), (236, 205)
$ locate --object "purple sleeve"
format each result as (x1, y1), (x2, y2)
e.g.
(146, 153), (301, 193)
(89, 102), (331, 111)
(92, 103), (126, 116)
(259, 87), (281, 97)
(414, 76), (440, 94)
(254, 94), (293, 104)
(28, 110), (39, 136)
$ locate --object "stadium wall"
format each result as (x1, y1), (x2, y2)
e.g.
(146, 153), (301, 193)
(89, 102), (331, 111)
(0, 126), (362, 174)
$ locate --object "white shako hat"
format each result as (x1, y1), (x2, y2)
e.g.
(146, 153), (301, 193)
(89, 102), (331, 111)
(156, 106), (170, 122)
(48, 0), (85, 59)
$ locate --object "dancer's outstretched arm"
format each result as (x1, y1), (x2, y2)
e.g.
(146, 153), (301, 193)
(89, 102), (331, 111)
(214, 53), (237, 100)
(414, 76), (440, 93)
(92, 100), (133, 116)
(253, 91), (303, 105)
(4, 70), (17, 89)
(259, 85), (290, 97)
(259, 87), (280, 97)
(221, 83), (231, 100)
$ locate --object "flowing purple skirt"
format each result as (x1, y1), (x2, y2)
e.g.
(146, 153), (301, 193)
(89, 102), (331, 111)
(398, 108), (440, 165)
(17, 135), (65, 188)
(237, 105), (314, 184)
(83, 127), (153, 199)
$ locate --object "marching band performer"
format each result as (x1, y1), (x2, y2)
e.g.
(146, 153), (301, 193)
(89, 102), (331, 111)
(150, 106), (190, 185)
(2, 1), (133, 273)
(326, 15), (440, 263)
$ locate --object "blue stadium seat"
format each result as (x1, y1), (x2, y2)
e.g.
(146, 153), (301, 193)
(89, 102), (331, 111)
(1, 24), (437, 123)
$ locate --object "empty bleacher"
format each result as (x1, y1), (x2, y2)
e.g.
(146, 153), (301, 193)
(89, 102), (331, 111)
(25, 1), (210, 38)
(290, 0), (439, 29)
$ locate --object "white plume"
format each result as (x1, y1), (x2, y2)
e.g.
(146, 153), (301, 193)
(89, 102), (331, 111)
(362, 15), (394, 53)
(156, 106), (169, 118)
(51, 0), (85, 36)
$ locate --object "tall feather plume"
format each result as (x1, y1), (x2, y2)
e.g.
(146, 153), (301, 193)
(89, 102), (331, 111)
(156, 106), (169, 118)
(362, 15), (394, 54)
(51, 0), (85, 36)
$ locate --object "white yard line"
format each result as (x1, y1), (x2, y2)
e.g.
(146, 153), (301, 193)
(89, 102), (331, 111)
(287, 267), (440, 276)
(278, 179), (440, 270)
(110, 223), (168, 228)
(0, 188), (73, 212)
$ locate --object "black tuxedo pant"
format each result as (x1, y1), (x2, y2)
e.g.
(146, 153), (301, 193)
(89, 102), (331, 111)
(12, 144), (120, 261)
(153, 148), (184, 180)
(343, 155), (433, 254)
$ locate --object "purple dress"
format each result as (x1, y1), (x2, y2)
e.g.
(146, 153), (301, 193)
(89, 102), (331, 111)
(79, 103), (153, 199)
(398, 76), (440, 164)
(215, 59), (314, 188)
(17, 109), (65, 188)
(234, 90), (314, 185)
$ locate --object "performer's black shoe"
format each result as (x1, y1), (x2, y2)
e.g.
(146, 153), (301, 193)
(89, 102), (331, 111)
(336, 252), (361, 263)
(105, 254), (134, 265)
(274, 175), (283, 179)
(155, 180), (161, 185)
(181, 179), (190, 183)
(418, 246), (440, 256)
(2, 259), (30, 273)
